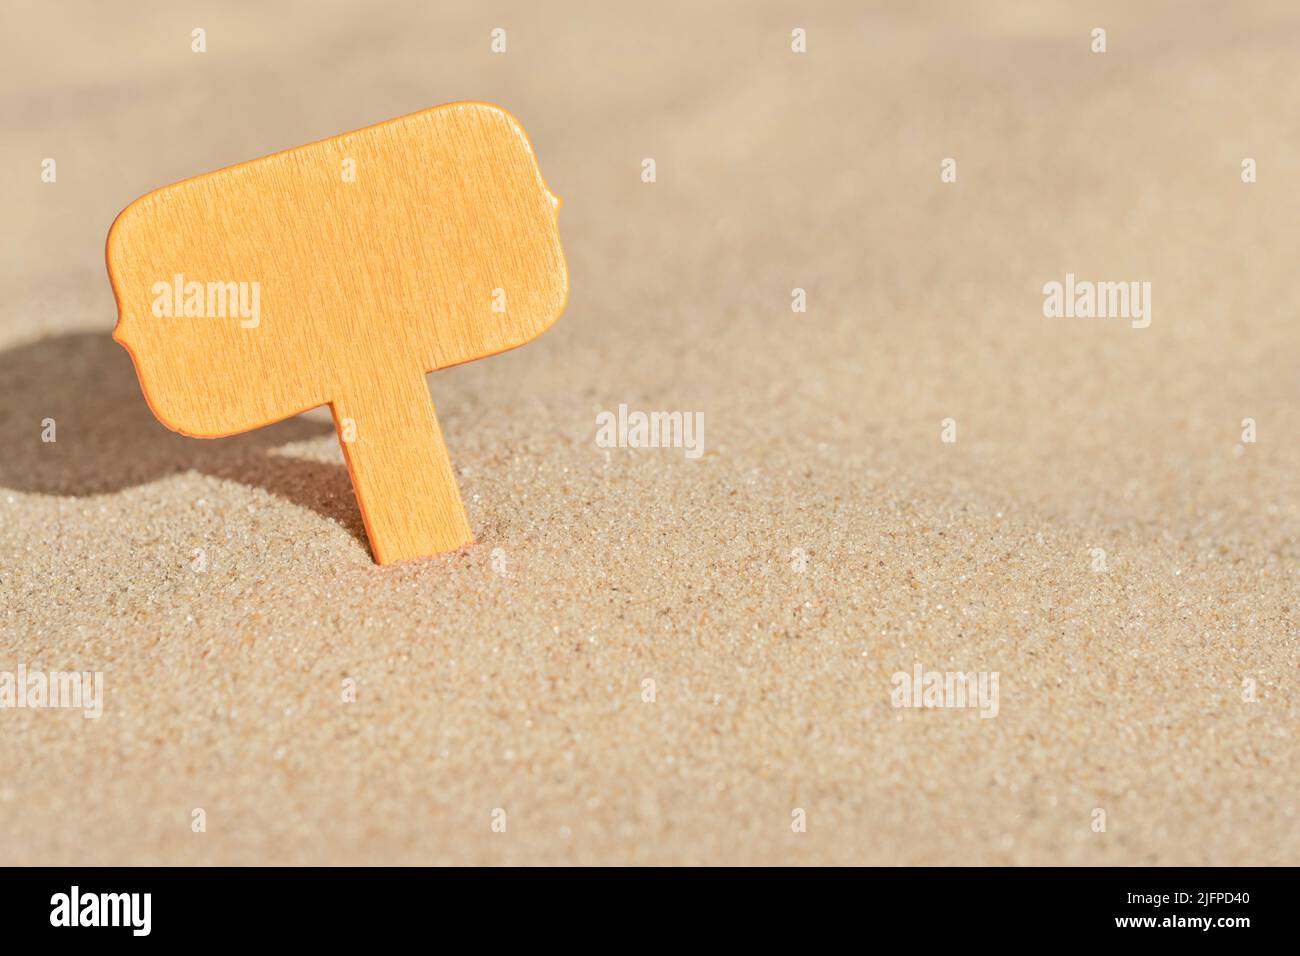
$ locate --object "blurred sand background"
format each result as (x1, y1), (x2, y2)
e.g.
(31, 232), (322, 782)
(0, 0), (1296, 864)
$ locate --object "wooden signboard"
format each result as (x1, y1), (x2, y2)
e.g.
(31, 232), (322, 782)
(106, 102), (568, 564)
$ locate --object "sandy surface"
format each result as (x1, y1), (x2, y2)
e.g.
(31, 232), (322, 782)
(1, 0), (1296, 865)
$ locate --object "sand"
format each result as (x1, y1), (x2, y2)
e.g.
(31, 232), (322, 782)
(1, 0), (1296, 865)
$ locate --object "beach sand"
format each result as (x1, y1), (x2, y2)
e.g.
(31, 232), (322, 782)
(1, 0), (1296, 864)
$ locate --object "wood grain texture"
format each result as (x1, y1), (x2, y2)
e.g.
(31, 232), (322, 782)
(106, 102), (568, 564)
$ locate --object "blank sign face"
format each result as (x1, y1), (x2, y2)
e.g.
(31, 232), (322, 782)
(108, 101), (567, 437)
(106, 102), (568, 563)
